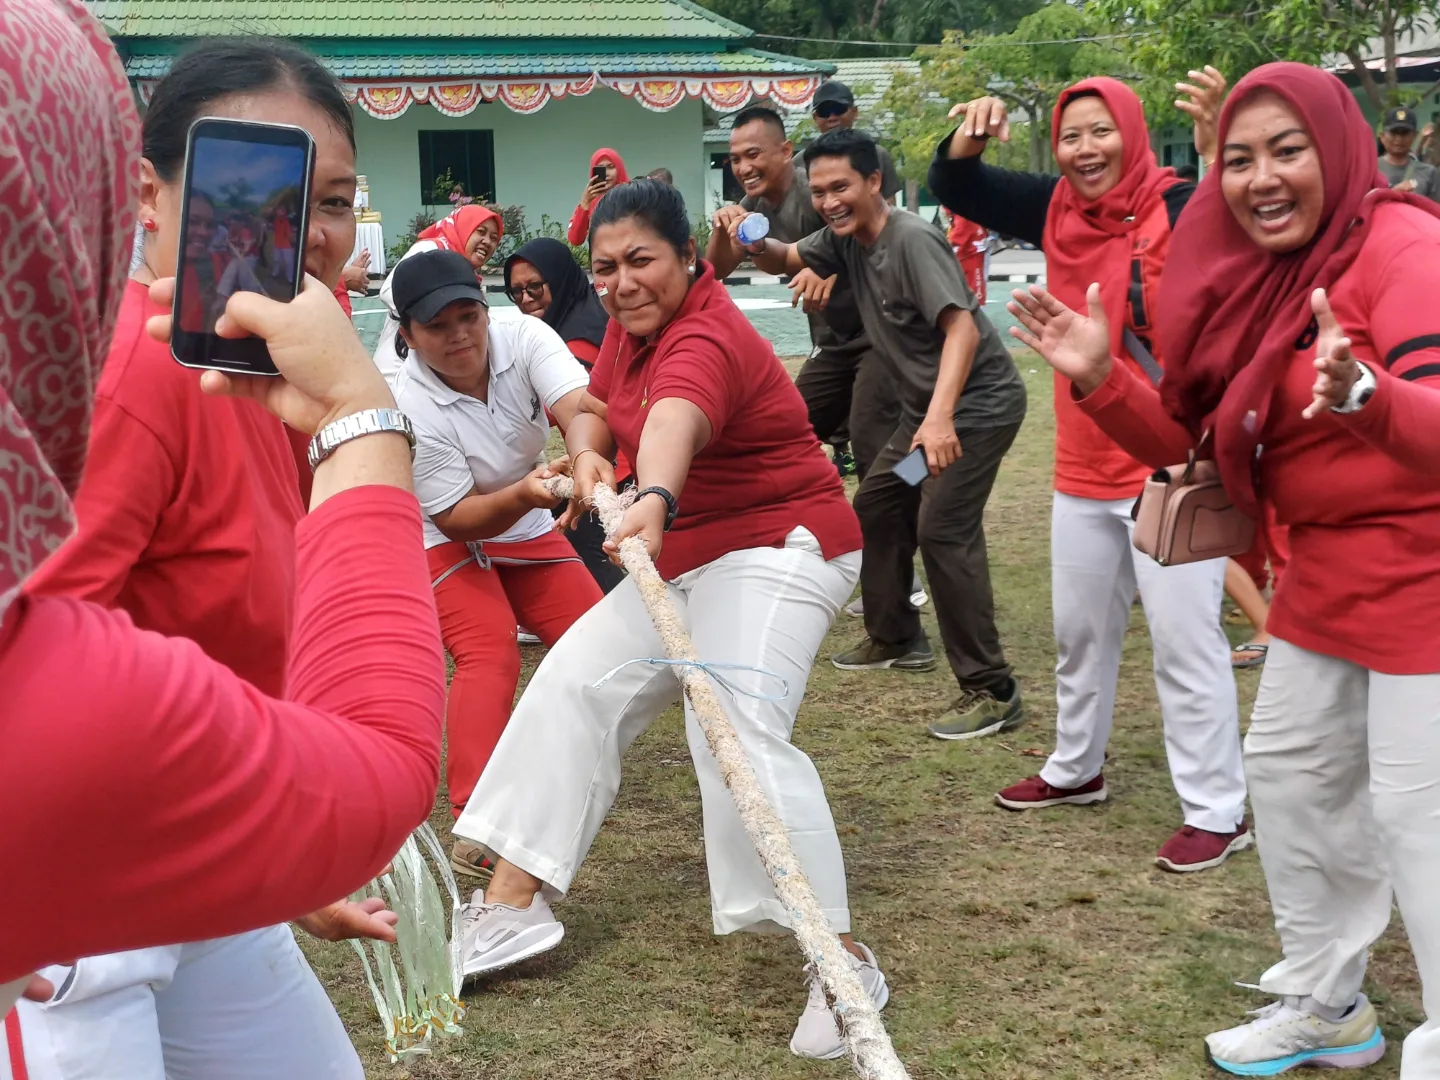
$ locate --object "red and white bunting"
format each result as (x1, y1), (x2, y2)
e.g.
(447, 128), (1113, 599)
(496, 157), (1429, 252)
(334, 74), (817, 118)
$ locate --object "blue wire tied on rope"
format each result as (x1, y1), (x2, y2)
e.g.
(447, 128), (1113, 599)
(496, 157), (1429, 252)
(591, 657), (791, 702)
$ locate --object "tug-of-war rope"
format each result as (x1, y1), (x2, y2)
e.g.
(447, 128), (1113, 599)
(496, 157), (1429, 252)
(544, 474), (912, 1080)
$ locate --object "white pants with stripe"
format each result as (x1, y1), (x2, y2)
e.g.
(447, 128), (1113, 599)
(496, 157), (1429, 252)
(455, 527), (861, 936)
(4, 927), (360, 1080)
(1041, 493), (1247, 833)
(1247, 638), (1440, 1075)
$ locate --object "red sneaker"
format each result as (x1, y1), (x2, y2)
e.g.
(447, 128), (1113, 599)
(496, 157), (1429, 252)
(994, 773), (1108, 811)
(1155, 822), (1253, 873)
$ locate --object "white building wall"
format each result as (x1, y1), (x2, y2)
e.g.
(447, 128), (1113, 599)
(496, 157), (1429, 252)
(354, 92), (706, 249)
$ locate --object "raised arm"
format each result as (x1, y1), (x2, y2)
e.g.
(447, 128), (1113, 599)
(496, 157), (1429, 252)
(706, 204), (752, 281)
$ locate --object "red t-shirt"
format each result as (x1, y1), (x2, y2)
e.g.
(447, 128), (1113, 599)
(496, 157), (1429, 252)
(25, 280), (305, 695)
(588, 263), (862, 578)
(1078, 201), (1440, 675)
(4, 487), (446, 981)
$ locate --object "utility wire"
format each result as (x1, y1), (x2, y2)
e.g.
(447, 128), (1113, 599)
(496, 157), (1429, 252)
(749, 30), (1153, 49)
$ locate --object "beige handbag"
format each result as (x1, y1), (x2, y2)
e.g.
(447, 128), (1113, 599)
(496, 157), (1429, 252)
(1132, 444), (1255, 566)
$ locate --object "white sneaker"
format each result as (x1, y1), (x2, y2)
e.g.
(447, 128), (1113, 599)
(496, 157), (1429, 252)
(516, 626), (541, 646)
(460, 889), (564, 978)
(1205, 994), (1385, 1075)
(844, 596), (864, 618)
(789, 942), (890, 1060)
(909, 584), (929, 609)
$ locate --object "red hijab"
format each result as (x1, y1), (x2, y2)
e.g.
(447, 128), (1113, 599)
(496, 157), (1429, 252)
(589, 147), (629, 184)
(1042, 78), (1177, 359)
(0, 0), (138, 615)
(1156, 62), (1440, 514)
(418, 204), (503, 254)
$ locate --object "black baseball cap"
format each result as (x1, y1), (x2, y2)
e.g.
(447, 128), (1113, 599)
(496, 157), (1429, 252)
(1384, 106), (1418, 132)
(391, 249), (488, 323)
(812, 81), (855, 111)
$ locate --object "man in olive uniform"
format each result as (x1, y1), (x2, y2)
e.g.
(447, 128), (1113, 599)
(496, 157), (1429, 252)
(1378, 106), (1440, 201)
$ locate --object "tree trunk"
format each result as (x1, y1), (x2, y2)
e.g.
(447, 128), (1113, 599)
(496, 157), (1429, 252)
(1382, 0), (1399, 98)
(868, 0), (887, 31)
(905, 178), (920, 212)
(1348, 47), (1385, 111)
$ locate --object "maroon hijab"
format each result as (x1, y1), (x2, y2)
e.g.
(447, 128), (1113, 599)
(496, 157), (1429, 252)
(1156, 62), (1439, 514)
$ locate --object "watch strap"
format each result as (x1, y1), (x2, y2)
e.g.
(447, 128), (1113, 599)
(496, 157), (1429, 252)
(307, 408), (415, 471)
(634, 485), (679, 531)
(1332, 361), (1377, 415)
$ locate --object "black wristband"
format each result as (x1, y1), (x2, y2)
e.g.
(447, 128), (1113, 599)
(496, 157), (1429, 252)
(635, 486), (679, 531)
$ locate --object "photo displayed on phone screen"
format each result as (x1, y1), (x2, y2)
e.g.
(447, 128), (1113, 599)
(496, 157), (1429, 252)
(178, 135), (308, 336)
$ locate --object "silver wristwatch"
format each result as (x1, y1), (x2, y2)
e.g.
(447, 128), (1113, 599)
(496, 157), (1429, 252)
(307, 408), (416, 471)
(1331, 361), (1377, 415)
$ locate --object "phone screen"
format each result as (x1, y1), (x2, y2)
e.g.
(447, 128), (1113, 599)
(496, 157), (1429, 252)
(171, 118), (315, 375)
(592, 165), (607, 182)
(892, 447), (930, 486)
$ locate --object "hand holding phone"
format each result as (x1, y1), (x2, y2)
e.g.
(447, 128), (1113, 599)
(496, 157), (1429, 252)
(891, 447), (930, 486)
(171, 118), (316, 376)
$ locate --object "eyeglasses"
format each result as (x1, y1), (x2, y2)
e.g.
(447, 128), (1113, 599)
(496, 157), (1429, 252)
(813, 102), (849, 119)
(507, 281), (548, 302)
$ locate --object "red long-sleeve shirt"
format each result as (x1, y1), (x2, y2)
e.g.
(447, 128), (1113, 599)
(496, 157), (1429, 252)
(1, 486), (445, 982)
(1076, 203), (1440, 675)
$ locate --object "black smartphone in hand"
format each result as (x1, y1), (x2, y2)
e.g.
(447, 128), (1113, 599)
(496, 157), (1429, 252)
(592, 164), (607, 183)
(171, 118), (315, 376)
(892, 447), (930, 486)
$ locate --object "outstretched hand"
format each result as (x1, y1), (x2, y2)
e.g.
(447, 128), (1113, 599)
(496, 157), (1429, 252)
(1007, 284), (1113, 395)
(1176, 66), (1227, 166)
(1303, 287), (1362, 419)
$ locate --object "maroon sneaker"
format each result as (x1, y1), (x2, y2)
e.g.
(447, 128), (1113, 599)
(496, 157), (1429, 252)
(1155, 822), (1253, 873)
(994, 773), (1108, 811)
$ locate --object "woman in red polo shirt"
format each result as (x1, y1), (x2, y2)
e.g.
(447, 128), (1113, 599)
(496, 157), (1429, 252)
(1009, 63), (1440, 1076)
(452, 179), (888, 1061)
(17, 36), (386, 1080)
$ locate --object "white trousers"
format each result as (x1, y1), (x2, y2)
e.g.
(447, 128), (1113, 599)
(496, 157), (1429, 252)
(1042, 493), (1247, 833)
(1248, 638), (1440, 1076)
(456, 528), (861, 936)
(5, 927), (361, 1080)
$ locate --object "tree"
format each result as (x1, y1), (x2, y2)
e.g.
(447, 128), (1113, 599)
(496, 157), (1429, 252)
(879, 2), (1123, 180)
(1092, 0), (1440, 111)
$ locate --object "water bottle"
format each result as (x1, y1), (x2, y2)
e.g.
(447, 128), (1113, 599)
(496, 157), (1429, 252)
(736, 212), (770, 247)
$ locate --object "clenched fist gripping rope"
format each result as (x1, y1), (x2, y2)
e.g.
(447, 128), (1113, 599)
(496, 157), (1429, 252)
(546, 474), (911, 1080)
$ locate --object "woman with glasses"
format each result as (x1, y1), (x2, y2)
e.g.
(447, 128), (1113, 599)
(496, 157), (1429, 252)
(504, 238), (628, 592)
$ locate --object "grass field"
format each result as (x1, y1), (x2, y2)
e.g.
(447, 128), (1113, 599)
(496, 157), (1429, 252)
(300, 355), (1422, 1079)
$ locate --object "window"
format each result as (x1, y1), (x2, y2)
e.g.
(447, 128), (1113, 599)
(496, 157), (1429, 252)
(710, 152), (743, 203)
(418, 129), (496, 203)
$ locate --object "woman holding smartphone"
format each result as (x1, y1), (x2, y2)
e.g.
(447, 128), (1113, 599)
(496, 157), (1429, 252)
(566, 147), (628, 245)
(15, 34), (391, 1080)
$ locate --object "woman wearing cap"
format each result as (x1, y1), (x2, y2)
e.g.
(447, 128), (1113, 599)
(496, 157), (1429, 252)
(566, 148), (628, 246)
(453, 180), (888, 1062)
(389, 249), (604, 878)
(373, 204), (504, 381)
(1009, 62), (1440, 1074)
(925, 73), (1253, 874)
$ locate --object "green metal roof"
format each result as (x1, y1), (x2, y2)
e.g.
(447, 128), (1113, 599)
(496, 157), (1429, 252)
(124, 47), (826, 79)
(84, 0), (753, 41)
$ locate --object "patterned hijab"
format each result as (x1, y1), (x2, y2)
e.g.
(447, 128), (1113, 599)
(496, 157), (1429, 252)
(0, 0), (139, 616)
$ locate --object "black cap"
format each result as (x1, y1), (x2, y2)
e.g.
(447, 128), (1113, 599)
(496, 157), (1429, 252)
(1384, 106), (1418, 132)
(391, 249), (488, 323)
(812, 81), (855, 111)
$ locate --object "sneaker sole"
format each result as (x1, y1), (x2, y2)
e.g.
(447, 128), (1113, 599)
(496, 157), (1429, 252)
(995, 784), (1109, 810)
(928, 709), (1026, 742)
(462, 922), (565, 979)
(831, 656), (936, 672)
(1206, 1028), (1385, 1075)
(1157, 829), (1254, 873)
(788, 978), (891, 1061)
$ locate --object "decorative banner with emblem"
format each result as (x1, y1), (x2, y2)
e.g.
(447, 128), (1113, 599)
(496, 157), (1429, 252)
(136, 73), (820, 118)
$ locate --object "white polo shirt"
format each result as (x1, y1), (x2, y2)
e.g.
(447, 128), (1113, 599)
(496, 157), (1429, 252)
(393, 314), (590, 549)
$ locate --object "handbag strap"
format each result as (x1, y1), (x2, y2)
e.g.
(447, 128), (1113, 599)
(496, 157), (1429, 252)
(1122, 326), (1165, 387)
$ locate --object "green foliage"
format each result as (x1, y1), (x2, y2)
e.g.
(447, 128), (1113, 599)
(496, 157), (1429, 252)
(879, 2), (1123, 179)
(1093, 0), (1440, 112)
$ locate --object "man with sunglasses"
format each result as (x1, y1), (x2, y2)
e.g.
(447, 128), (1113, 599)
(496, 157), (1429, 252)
(810, 81), (902, 205)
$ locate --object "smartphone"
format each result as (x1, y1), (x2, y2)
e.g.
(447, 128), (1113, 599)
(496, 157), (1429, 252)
(892, 447), (930, 486)
(171, 118), (316, 376)
(592, 164), (607, 183)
